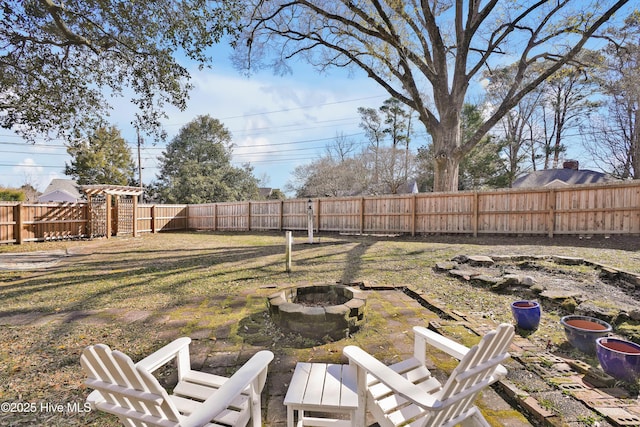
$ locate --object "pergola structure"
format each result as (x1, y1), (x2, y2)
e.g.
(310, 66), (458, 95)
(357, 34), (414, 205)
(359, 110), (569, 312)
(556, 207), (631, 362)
(81, 185), (144, 238)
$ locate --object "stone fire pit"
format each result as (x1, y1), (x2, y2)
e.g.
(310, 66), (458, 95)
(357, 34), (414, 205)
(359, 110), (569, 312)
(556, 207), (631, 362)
(267, 284), (366, 340)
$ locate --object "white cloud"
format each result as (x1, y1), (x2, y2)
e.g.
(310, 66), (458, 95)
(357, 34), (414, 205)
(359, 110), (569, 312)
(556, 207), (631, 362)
(55, 63), (389, 193)
(11, 158), (47, 190)
(149, 68), (387, 192)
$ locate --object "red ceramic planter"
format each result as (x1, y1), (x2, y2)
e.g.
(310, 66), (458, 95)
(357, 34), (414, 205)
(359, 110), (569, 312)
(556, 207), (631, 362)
(560, 315), (613, 355)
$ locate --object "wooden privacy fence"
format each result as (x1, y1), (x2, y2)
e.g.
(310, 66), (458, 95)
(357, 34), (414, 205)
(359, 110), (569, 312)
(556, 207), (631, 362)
(0, 181), (638, 244)
(184, 181), (640, 237)
(0, 202), (88, 244)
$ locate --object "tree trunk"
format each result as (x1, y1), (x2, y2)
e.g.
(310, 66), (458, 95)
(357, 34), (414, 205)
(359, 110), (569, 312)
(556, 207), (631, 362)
(431, 123), (462, 192)
(425, 109), (464, 192)
(633, 108), (640, 179)
(433, 155), (460, 192)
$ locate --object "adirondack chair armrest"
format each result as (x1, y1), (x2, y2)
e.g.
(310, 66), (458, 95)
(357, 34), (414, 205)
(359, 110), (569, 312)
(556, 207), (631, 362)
(343, 345), (440, 409)
(85, 389), (103, 407)
(136, 337), (192, 373)
(180, 350), (274, 427)
(413, 326), (469, 360)
(494, 363), (508, 378)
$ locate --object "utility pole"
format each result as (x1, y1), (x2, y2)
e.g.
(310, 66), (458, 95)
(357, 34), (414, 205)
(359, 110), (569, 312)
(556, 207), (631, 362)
(137, 129), (144, 202)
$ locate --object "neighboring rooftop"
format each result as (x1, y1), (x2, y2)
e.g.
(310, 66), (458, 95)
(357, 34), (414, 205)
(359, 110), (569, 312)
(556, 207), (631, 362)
(259, 187), (274, 199)
(513, 160), (612, 188)
(37, 179), (83, 202)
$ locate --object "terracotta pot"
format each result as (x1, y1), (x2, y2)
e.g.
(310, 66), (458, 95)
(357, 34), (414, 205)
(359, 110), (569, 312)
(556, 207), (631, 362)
(560, 315), (612, 354)
(510, 301), (541, 331)
(596, 337), (640, 382)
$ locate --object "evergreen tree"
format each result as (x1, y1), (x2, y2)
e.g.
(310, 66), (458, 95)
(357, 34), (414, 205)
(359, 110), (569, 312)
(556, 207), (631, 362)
(458, 105), (509, 190)
(65, 126), (136, 185)
(155, 115), (259, 203)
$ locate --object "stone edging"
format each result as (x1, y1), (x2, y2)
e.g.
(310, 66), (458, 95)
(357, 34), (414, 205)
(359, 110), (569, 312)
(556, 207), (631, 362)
(267, 284), (367, 340)
(434, 254), (640, 323)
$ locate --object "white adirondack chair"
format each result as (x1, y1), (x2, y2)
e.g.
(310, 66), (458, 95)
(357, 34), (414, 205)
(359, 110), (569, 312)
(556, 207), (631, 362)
(80, 337), (274, 427)
(343, 323), (515, 427)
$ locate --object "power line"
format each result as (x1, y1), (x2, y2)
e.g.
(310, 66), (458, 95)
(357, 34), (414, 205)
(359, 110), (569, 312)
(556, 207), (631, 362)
(0, 140), (67, 148)
(141, 132), (367, 152)
(0, 163), (63, 168)
(0, 150), (69, 156)
(162, 94), (387, 127)
(232, 156), (320, 164)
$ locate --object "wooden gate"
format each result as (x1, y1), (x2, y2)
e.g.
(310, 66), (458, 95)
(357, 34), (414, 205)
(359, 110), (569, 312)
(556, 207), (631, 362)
(82, 185), (143, 238)
(89, 195), (107, 238)
(116, 197), (134, 235)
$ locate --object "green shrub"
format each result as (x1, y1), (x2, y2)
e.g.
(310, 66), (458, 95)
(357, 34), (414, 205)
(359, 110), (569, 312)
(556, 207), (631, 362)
(0, 188), (26, 201)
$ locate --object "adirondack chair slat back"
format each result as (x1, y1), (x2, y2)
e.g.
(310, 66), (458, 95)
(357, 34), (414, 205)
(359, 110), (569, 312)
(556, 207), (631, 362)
(81, 344), (182, 423)
(427, 323), (514, 426)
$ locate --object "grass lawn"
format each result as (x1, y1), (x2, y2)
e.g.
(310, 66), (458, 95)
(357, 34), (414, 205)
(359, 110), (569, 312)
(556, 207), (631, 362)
(0, 231), (639, 426)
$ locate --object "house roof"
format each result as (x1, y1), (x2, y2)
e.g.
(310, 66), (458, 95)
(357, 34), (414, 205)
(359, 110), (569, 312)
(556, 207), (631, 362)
(258, 187), (273, 198)
(41, 179), (82, 198)
(37, 189), (80, 203)
(512, 169), (611, 188)
(38, 179), (83, 202)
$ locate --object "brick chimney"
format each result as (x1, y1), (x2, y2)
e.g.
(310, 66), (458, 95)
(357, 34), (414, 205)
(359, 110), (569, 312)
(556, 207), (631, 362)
(563, 160), (579, 170)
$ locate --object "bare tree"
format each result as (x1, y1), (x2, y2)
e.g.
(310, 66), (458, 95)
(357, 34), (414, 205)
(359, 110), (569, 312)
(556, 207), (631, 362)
(376, 146), (416, 193)
(326, 132), (358, 162)
(539, 60), (600, 169)
(585, 11), (640, 179)
(286, 156), (369, 197)
(358, 106), (385, 186)
(484, 64), (545, 186)
(237, 0), (629, 192)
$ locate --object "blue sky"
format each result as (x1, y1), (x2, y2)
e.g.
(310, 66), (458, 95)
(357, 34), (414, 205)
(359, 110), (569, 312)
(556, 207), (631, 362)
(0, 47), (389, 194)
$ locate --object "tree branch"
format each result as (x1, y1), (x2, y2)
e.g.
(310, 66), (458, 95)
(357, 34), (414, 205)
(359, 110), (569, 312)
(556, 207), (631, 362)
(463, 0), (630, 154)
(38, 0), (100, 53)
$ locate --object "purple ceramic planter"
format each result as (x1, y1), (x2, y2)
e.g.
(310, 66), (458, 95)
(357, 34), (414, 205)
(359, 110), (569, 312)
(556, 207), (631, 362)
(560, 315), (612, 355)
(596, 337), (640, 383)
(510, 301), (541, 331)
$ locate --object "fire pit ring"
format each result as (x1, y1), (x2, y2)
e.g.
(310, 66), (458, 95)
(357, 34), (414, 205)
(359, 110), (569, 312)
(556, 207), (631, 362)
(267, 284), (366, 340)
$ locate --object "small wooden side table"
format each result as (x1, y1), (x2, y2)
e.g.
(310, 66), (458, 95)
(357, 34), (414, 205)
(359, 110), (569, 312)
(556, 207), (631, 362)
(284, 362), (358, 427)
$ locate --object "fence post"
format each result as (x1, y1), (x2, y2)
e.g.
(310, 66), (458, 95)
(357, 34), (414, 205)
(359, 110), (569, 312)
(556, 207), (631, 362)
(14, 203), (23, 244)
(247, 201), (251, 231)
(411, 195), (417, 237)
(105, 194), (112, 238)
(151, 205), (156, 233)
(473, 192), (479, 238)
(548, 189), (556, 238)
(86, 197), (93, 237)
(360, 197), (365, 235)
(132, 197), (138, 237)
(315, 199), (320, 233)
(280, 200), (284, 231)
